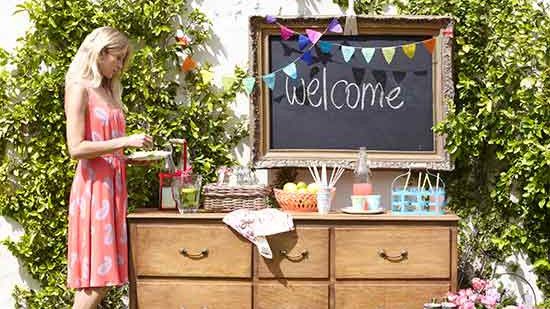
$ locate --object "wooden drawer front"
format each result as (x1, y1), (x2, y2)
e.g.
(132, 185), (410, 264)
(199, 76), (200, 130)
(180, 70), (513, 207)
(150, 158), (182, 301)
(258, 228), (329, 278)
(133, 224), (252, 277)
(335, 227), (450, 279)
(137, 279), (252, 309)
(256, 283), (329, 309)
(336, 283), (450, 309)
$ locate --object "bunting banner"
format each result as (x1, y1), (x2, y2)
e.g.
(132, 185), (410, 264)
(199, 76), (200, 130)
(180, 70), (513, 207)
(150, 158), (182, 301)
(200, 69), (214, 83)
(361, 47), (375, 63)
(222, 76), (235, 91)
(341, 45), (355, 63)
(242, 76), (256, 95)
(262, 73), (276, 90)
(282, 62), (298, 79)
(298, 35), (310, 50)
(244, 15), (444, 97)
(181, 56), (197, 72)
(382, 47), (395, 64)
(402, 43), (416, 59)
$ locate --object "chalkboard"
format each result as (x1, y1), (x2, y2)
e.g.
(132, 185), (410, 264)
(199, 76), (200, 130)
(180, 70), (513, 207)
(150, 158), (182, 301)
(269, 35), (434, 151)
(250, 16), (454, 170)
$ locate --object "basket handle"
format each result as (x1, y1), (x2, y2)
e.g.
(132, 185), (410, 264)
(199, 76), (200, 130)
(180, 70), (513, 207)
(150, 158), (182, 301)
(391, 169), (411, 191)
(424, 169), (446, 190)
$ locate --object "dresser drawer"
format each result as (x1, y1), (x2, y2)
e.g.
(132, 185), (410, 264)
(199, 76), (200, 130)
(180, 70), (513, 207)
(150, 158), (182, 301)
(258, 227), (329, 278)
(136, 279), (252, 309)
(335, 227), (450, 279)
(335, 283), (450, 309)
(132, 224), (252, 277)
(256, 282), (329, 309)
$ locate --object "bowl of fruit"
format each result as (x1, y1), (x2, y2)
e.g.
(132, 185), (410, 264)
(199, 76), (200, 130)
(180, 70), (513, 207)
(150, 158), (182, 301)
(274, 181), (319, 212)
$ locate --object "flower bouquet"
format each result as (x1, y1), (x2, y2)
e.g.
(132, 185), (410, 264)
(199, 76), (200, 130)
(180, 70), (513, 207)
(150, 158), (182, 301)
(446, 278), (533, 309)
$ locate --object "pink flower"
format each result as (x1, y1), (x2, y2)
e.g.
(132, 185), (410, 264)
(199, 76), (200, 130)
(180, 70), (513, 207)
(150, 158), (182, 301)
(472, 277), (488, 291)
(480, 294), (498, 309)
(460, 301), (475, 309)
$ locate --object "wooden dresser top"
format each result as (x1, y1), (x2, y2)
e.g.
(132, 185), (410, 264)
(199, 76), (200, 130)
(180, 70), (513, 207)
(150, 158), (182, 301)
(128, 208), (459, 223)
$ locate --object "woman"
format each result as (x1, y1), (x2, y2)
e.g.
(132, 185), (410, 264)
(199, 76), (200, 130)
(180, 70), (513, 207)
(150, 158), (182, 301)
(65, 26), (152, 308)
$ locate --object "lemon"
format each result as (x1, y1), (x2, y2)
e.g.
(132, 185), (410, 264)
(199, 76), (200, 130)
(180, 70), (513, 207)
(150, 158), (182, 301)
(307, 183), (319, 194)
(283, 182), (297, 192)
(296, 181), (307, 190)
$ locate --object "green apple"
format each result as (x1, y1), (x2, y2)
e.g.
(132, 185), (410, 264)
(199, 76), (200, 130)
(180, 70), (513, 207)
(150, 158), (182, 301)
(296, 181), (307, 190)
(297, 188), (308, 194)
(307, 182), (319, 194)
(283, 182), (297, 193)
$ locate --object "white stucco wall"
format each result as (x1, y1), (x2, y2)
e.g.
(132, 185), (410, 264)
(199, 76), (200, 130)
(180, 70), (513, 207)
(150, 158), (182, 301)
(0, 0), (545, 308)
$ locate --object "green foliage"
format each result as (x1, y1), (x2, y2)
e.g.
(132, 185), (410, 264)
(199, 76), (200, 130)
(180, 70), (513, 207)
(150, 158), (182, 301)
(0, 0), (247, 307)
(335, 0), (550, 302)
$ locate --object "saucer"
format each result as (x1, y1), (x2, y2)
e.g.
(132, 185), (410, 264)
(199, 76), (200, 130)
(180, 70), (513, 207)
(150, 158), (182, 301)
(341, 207), (385, 215)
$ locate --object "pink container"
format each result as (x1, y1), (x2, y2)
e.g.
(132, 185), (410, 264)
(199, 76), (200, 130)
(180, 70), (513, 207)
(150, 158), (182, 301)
(353, 183), (373, 196)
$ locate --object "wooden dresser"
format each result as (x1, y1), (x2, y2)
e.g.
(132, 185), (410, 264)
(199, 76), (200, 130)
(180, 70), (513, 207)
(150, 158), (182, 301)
(128, 209), (458, 309)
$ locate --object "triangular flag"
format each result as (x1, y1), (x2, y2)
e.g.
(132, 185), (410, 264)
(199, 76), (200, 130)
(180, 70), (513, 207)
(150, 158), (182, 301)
(200, 69), (213, 83)
(382, 47), (395, 64)
(176, 29), (184, 39)
(327, 18), (343, 33)
(280, 26), (294, 40)
(222, 76), (235, 91)
(341, 45), (355, 62)
(282, 62), (297, 79)
(181, 56), (197, 72)
(300, 50), (314, 65)
(423, 38), (436, 54)
(306, 29), (322, 45)
(361, 48), (375, 63)
(319, 41), (333, 54)
(402, 43), (416, 59)
(298, 35), (310, 50)
(242, 76), (256, 95)
(266, 15), (277, 24)
(262, 73), (276, 90)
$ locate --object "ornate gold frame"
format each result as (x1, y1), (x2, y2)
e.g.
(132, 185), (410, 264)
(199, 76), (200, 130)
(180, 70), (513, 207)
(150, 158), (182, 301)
(249, 15), (454, 170)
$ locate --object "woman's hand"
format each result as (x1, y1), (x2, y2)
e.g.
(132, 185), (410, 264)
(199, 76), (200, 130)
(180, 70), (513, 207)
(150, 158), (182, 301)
(125, 133), (153, 149)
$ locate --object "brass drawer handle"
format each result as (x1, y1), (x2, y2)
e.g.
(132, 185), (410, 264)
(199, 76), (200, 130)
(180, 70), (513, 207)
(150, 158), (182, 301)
(279, 249), (308, 262)
(179, 248), (209, 259)
(378, 249), (408, 262)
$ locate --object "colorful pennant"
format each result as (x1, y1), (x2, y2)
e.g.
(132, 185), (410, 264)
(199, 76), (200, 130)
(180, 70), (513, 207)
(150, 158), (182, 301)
(181, 56), (197, 72)
(265, 15), (277, 24)
(242, 76), (256, 95)
(423, 38), (436, 54)
(319, 41), (333, 54)
(341, 45), (355, 62)
(306, 29), (322, 45)
(402, 43), (416, 59)
(361, 47), (375, 63)
(262, 73), (276, 90)
(328, 18), (343, 33)
(298, 35), (310, 50)
(280, 26), (294, 40)
(200, 69), (214, 83)
(283, 62), (297, 79)
(382, 47), (395, 64)
(301, 50), (314, 65)
(222, 76), (235, 91)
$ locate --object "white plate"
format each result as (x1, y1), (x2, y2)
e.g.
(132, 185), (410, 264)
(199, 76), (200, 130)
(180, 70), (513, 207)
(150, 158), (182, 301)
(127, 150), (171, 161)
(340, 207), (385, 215)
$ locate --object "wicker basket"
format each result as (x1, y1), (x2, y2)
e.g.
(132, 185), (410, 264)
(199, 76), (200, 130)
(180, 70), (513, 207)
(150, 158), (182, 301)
(273, 188), (317, 212)
(203, 184), (271, 212)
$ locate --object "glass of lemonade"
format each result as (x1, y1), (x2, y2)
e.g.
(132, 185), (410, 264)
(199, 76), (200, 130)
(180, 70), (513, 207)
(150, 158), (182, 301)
(177, 174), (202, 213)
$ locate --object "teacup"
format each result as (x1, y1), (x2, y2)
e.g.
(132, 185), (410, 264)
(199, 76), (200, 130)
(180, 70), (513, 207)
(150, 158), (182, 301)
(350, 195), (367, 211)
(365, 194), (382, 210)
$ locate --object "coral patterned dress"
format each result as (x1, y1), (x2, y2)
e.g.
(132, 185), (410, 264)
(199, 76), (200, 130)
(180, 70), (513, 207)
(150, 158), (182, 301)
(67, 87), (128, 288)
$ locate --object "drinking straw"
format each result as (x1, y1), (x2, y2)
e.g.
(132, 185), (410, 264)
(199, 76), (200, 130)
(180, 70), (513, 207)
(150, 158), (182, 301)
(435, 173), (440, 191)
(331, 167), (345, 187)
(308, 165), (320, 184)
(404, 170), (411, 191)
(182, 139), (188, 171)
(417, 172), (422, 190)
(321, 164), (327, 186)
(425, 173), (433, 190)
(329, 167), (336, 188)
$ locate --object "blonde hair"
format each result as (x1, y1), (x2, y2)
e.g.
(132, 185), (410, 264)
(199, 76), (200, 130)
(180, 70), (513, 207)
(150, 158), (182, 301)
(65, 26), (131, 105)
